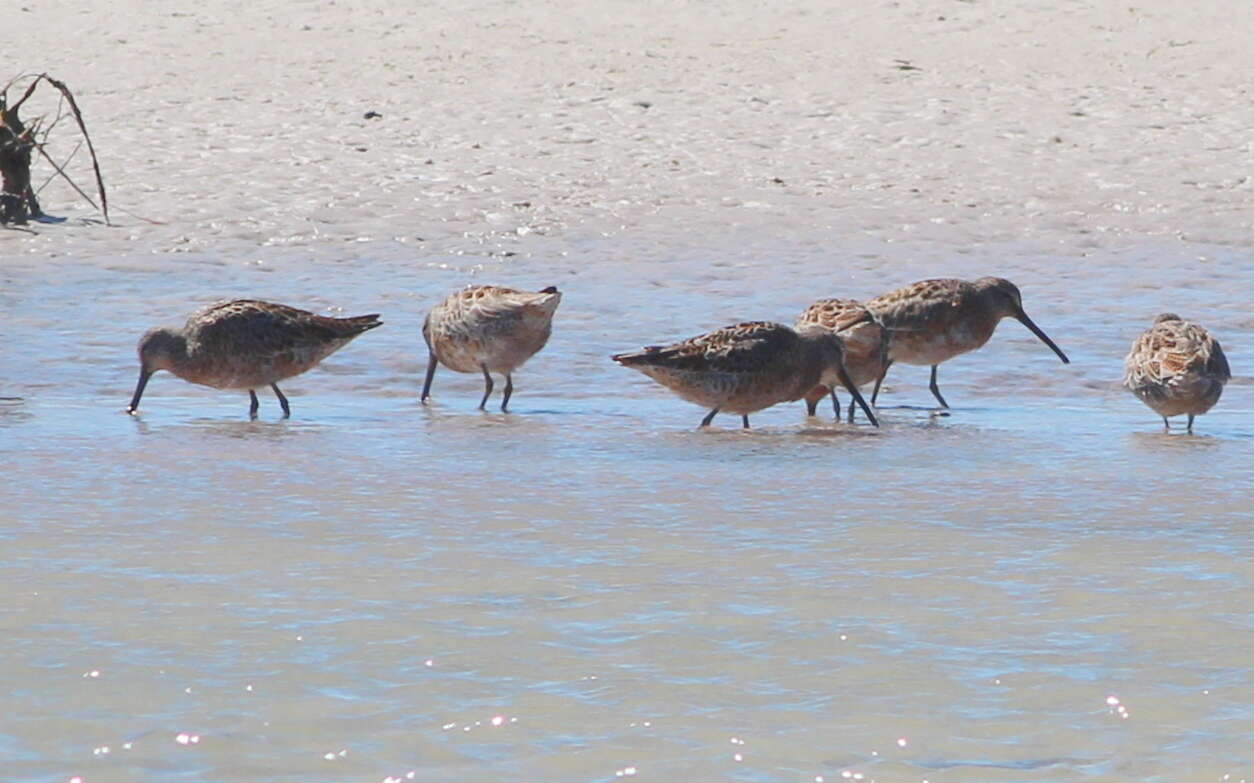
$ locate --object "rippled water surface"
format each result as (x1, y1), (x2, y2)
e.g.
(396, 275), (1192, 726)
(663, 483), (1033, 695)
(3, 234), (1253, 783)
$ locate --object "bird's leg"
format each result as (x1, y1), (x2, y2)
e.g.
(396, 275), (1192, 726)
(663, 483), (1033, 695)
(249, 390), (260, 420)
(478, 365), (494, 410)
(871, 359), (893, 405)
(271, 384), (291, 418)
(928, 365), (950, 409)
(700, 408), (720, 427)
(501, 374), (514, 413)
(804, 385), (827, 417)
(742, 414), (750, 429)
(421, 351), (438, 403)
(871, 327), (892, 405)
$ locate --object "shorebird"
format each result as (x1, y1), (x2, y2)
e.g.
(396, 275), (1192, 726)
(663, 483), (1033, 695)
(862, 277), (1069, 408)
(1123, 313), (1230, 432)
(421, 285), (561, 411)
(795, 298), (885, 422)
(126, 299), (381, 418)
(612, 321), (878, 429)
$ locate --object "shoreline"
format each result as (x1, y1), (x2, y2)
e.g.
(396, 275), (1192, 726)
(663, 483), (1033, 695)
(7, 0), (1254, 263)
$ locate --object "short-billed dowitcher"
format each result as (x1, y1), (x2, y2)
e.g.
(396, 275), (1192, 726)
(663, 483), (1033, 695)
(126, 299), (381, 418)
(421, 285), (561, 411)
(863, 277), (1069, 408)
(1123, 313), (1230, 433)
(612, 321), (878, 429)
(795, 298), (885, 422)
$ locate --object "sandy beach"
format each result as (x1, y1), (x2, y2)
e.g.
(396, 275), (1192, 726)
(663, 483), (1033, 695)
(10, 0), (1254, 262)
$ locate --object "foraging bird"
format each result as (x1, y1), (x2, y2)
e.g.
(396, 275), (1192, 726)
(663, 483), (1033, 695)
(1123, 313), (1230, 433)
(126, 299), (381, 418)
(612, 321), (878, 429)
(421, 285), (561, 411)
(863, 277), (1069, 408)
(795, 298), (885, 422)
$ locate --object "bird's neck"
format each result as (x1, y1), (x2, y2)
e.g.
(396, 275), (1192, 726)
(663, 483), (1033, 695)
(162, 333), (194, 373)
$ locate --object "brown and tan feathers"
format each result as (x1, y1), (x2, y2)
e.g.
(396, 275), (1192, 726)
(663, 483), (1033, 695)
(1123, 313), (1230, 417)
(617, 321), (800, 373)
(178, 300), (381, 388)
(795, 298), (885, 387)
(423, 285), (561, 374)
(866, 278), (977, 325)
(613, 321), (832, 414)
(864, 278), (1002, 364)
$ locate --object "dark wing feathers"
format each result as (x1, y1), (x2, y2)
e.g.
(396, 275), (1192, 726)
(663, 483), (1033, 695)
(316, 313), (382, 336)
(615, 322), (796, 374)
(1207, 340), (1231, 381)
(798, 299), (870, 332)
(191, 300), (380, 355)
(867, 279), (966, 329)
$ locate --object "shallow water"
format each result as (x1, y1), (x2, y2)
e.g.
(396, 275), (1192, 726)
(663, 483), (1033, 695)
(3, 231), (1253, 783)
(6, 0), (1254, 778)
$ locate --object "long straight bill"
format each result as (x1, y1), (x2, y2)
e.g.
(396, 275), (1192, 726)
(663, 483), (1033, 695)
(837, 365), (879, 427)
(127, 369), (152, 414)
(1015, 309), (1070, 364)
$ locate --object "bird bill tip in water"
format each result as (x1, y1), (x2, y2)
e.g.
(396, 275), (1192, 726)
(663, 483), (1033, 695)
(837, 365), (879, 427)
(127, 369), (152, 414)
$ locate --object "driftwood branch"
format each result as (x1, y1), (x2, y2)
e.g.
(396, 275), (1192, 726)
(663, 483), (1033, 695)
(37, 140), (82, 194)
(0, 101), (37, 223)
(42, 75), (109, 224)
(33, 140), (100, 212)
(1, 73), (109, 226)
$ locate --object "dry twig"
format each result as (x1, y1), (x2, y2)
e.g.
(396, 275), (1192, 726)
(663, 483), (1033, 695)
(1, 72), (109, 225)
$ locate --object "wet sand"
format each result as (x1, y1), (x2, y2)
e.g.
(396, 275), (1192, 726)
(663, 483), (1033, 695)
(4, 1), (1254, 781)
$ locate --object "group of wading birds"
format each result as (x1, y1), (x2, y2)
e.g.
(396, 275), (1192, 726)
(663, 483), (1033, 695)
(125, 276), (1232, 432)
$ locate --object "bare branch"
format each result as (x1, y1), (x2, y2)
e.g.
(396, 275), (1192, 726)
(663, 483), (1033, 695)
(39, 74), (109, 225)
(37, 140), (81, 194)
(32, 141), (99, 212)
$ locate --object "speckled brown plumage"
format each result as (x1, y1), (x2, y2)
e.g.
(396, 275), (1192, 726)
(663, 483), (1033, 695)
(421, 284), (561, 411)
(1123, 313), (1230, 432)
(795, 298), (885, 421)
(126, 299), (381, 418)
(612, 321), (878, 429)
(863, 277), (1069, 408)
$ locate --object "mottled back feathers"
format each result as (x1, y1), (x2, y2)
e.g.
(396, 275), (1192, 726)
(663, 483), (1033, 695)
(185, 300), (380, 360)
(1123, 314), (1229, 418)
(422, 285), (561, 374)
(131, 299), (382, 404)
(615, 321), (803, 375)
(612, 321), (863, 419)
(795, 299), (885, 387)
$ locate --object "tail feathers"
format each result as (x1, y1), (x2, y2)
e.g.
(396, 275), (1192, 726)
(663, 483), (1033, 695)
(834, 310), (874, 332)
(530, 287), (562, 315)
(341, 314), (383, 334)
(612, 345), (667, 366)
